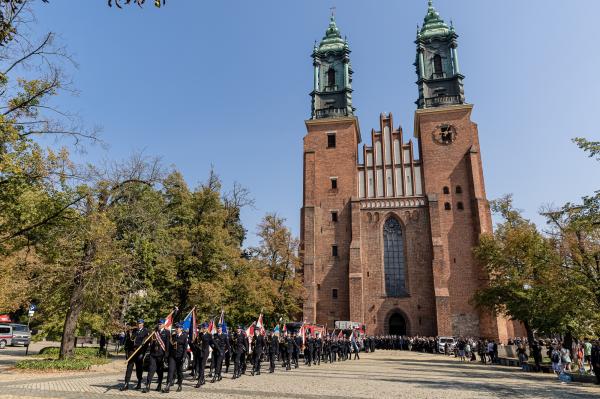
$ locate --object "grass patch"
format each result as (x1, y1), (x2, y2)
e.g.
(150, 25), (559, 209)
(36, 346), (109, 358)
(16, 346), (111, 371)
(15, 358), (109, 371)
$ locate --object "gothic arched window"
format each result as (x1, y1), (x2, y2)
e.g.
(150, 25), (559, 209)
(433, 54), (443, 77)
(327, 67), (336, 87)
(383, 218), (406, 297)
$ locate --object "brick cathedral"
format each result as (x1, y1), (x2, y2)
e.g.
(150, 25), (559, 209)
(301, 2), (520, 341)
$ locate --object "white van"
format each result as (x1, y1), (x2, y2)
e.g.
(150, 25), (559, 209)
(0, 324), (12, 348)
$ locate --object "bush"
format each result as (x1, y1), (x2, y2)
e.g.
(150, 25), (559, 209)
(15, 357), (109, 371)
(36, 346), (110, 358)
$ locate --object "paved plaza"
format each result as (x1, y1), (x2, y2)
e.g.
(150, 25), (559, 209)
(0, 350), (598, 399)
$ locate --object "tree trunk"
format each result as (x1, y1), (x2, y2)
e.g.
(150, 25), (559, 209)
(523, 319), (535, 349)
(59, 238), (96, 360)
(564, 330), (573, 355)
(59, 281), (85, 359)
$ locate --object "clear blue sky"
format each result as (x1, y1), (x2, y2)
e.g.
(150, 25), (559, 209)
(32, 0), (599, 246)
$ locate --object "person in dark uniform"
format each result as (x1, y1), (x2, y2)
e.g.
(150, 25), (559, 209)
(293, 332), (301, 368)
(241, 330), (249, 375)
(211, 325), (227, 383)
(591, 340), (600, 385)
(120, 319), (149, 391)
(194, 323), (212, 388)
(224, 330), (233, 374)
(142, 319), (169, 393)
(251, 329), (265, 375)
(315, 333), (322, 365)
(284, 331), (294, 370)
(305, 332), (314, 366)
(267, 330), (279, 373)
(232, 326), (246, 379)
(163, 323), (188, 393)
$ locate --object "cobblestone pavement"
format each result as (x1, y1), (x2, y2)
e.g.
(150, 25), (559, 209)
(0, 350), (598, 399)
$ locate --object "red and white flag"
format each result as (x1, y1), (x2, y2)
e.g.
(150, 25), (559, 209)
(256, 313), (266, 335)
(163, 310), (175, 331)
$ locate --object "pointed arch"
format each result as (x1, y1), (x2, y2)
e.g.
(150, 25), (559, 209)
(383, 216), (407, 297)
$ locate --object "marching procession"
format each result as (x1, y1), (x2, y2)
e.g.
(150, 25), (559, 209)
(118, 311), (365, 393)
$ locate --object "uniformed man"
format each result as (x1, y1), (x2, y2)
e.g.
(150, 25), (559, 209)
(315, 332), (322, 365)
(120, 319), (149, 391)
(163, 322), (188, 393)
(305, 332), (314, 366)
(194, 323), (212, 388)
(224, 330), (233, 374)
(211, 324), (227, 383)
(591, 339), (600, 385)
(284, 331), (294, 370)
(232, 326), (246, 379)
(267, 330), (279, 373)
(292, 332), (301, 368)
(251, 329), (265, 376)
(142, 319), (169, 393)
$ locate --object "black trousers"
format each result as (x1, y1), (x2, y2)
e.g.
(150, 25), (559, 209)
(268, 352), (276, 372)
(234, 351), (243, 376)
(241, 352), (247, 373)
(593, 365), (600, 384)
(166, 356), (184, 386)
(198, 351), (209, 382)
(253, 350), (263, 372)
(292, 351), (299, 367)
(224, 350), (231, 373)
(124, 350), (144, 384)
(145, 355), (164, 387)
(214, 352), (224, 377)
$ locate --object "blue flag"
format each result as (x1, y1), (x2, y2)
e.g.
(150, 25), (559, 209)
(182, 308), (196, 340)
(219, 309), (227, 334)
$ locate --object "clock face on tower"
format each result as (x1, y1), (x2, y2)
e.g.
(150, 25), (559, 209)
(433, 123), (457, 145)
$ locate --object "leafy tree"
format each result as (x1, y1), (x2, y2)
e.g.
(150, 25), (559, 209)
(250, 213), (305, 325)
(473, 195), (560, 343)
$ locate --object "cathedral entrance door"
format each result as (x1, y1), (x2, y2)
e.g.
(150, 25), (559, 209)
(388, 313), (407, 336)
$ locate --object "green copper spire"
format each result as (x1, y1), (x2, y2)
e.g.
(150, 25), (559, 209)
(317, 15), (346, 53)
(419, 0), (451, 39)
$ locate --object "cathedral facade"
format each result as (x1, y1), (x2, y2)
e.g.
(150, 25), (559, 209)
(301, 2), (518, 341)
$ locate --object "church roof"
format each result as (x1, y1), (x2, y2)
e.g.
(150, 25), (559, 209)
(316, 15), (348, 53)
(418, 0), (453, 40)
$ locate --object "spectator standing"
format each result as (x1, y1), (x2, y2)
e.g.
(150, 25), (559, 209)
(560, 344), (572, 372)
(551, 345), (562, 377)
(583, 338), (593, 373)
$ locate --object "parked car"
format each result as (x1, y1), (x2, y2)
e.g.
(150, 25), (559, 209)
(8, 324), (31, 346)
(437, 336), (456, 353)
(0, 324), (12, 349)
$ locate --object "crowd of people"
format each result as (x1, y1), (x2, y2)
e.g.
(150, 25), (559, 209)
(366, 334), (600, 384)
(118, 319), (600, 392)
(119, 319), (364, 393)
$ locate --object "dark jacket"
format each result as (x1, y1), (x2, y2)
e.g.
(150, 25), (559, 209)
(169, 331), (188, 360)
(149, 328), (170, 357)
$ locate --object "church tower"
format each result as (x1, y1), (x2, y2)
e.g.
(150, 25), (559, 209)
(310, 15), (355, 119)
(415, 0), (465, 108)
(414, 1), (509, 340)
(302, 15), (361, 325)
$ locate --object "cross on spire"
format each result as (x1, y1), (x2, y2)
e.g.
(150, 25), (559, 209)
(330, 6), (336, 17)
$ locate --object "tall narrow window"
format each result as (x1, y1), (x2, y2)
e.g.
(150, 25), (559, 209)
(327, 67), (336, 87)
(443, 186), (450, 195)
(331, 178), (338, 190)
(332, 289), (338, 299)
(327, 133), (336, 148)
(456, 186), (462, 194)
(332, 245), (338, 257)
(383, 218), (406, 297)
(433, 54), (443, 77)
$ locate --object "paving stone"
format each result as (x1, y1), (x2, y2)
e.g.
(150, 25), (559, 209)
(0, 351), (598, 398)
